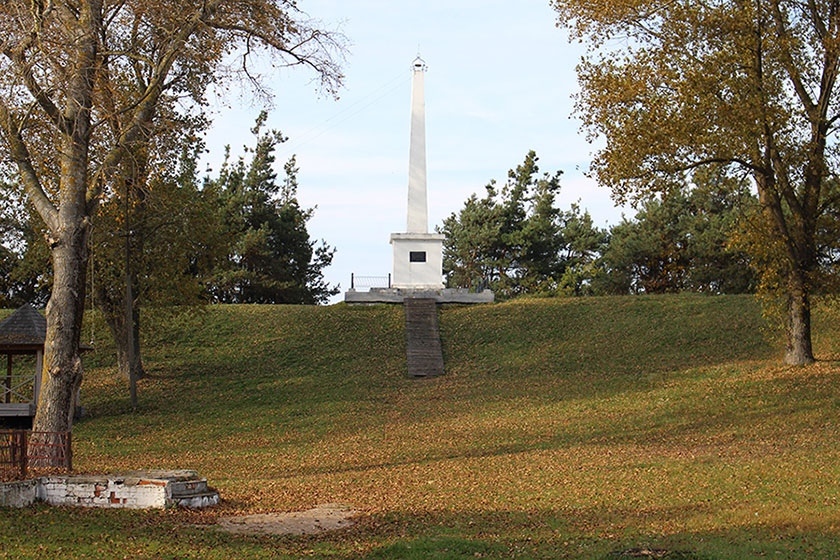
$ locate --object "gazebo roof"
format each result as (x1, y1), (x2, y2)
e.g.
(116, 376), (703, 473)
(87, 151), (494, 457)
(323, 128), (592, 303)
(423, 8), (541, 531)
(0, 304), (46, 348)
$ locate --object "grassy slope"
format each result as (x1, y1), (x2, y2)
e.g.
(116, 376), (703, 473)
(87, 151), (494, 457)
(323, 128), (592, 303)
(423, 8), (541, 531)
(1, 294), (839, 559)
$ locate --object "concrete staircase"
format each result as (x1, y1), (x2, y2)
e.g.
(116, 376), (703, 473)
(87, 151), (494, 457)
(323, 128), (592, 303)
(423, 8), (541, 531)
(404, 298), (444, 377)
(168, 476), (220, 508)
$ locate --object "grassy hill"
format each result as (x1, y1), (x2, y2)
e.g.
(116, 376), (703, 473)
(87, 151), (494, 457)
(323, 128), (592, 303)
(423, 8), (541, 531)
(2, 294), (840, 559)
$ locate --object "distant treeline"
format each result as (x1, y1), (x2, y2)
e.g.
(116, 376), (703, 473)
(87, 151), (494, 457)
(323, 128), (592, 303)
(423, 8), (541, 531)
(441, 151), (756, 298)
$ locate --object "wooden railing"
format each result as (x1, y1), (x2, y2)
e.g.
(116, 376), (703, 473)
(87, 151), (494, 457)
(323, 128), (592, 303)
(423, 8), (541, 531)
(1, 373), (35, 405)
(0, 430), (72, 479)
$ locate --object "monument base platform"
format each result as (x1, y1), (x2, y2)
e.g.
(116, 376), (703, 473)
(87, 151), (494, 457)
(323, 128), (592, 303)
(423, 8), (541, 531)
(345, 288), (494, 304)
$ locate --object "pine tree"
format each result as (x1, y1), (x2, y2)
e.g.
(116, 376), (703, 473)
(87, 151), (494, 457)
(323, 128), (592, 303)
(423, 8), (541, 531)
(207, 114), (338, 304)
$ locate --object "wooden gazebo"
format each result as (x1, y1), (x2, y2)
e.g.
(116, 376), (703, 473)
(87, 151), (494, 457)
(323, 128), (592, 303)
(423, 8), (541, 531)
(0, 304), (46, 417)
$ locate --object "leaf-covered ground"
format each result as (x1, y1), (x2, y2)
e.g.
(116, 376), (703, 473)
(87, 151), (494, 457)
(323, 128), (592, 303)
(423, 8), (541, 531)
(2, 294), (840, 559)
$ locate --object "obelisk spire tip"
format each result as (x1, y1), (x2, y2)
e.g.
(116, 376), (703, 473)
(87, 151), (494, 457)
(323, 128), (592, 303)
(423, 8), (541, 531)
(406, 55), (428, 233)
(412, 55), (427, 72)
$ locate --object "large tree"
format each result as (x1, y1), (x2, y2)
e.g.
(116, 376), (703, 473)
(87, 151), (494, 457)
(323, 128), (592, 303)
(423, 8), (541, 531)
(206, 115), (338, 304)
(553, 0), (840, 364)
(0, 1), (344, 433)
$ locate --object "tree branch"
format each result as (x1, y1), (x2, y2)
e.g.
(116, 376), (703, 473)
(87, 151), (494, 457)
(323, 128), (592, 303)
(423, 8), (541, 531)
(87, 0), (223, 211)
(808, 0), (828, 39)
(768, 0), (818, 117)
(2, 40), (71, 135)
(0, 98), (58, 232)
(206, 20), (344, 92)
(767, 142), (805, 219)
(666, 156), (766, 175)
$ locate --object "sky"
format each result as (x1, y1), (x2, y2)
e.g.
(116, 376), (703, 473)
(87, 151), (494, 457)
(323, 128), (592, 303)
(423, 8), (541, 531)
(202, 1), (629, 302)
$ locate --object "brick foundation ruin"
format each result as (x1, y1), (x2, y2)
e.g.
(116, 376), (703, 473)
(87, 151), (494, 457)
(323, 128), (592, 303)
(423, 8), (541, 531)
(0, 469), (218, 509)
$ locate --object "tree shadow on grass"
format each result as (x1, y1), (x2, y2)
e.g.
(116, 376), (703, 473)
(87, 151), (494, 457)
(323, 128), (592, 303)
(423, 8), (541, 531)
(4, 481), (837, 559)
(281, 505), (840, 560)
(74, 354), (840, 490)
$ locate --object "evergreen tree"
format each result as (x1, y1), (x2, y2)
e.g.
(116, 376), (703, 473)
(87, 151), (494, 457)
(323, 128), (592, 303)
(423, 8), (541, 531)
(207, 113), (338, 304)
(441, 151), (606, 297)
(554, 204), (609, 296)
(596, 179), (755, 295)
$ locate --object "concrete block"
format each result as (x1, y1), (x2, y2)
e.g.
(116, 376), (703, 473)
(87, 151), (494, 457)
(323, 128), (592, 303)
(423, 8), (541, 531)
(0, 479), (38, 508)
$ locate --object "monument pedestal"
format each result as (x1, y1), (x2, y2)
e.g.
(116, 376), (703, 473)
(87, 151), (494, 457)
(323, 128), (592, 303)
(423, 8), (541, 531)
(390, 232), (445, 289)
(344, 287), (493, 304)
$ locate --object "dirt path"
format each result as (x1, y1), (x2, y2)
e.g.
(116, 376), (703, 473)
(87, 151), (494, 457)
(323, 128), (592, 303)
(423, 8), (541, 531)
(214, 503), (358, 536)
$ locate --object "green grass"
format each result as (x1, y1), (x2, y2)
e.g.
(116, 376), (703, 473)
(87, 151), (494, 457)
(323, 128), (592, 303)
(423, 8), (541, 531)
(2, 294), (840, 559)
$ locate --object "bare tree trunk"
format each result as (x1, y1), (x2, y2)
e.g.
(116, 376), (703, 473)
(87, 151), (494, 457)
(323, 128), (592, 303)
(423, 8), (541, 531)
(755, 165), (819, 367)
(130, 304), (144, 380)
(785, 274), (815, 365)
(94, 164), (147, 384)
(93, 231), (146, 384)
(128, 169), (146, 383)
(33, 225), (89, 433)
(30, 0), (101, 435)
(102, 301), (145, 381)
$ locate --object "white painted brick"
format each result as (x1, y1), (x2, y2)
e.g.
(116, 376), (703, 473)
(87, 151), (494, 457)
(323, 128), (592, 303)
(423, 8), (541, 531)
(2, 472), (215, 510)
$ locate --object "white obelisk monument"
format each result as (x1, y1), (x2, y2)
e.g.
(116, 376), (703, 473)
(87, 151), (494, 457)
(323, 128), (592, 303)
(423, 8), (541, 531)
(390, 56), (445, 289)
(344, 57), (493, 304)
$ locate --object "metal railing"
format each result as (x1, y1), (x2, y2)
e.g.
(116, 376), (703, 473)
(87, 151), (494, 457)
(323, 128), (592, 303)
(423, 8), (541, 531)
(350, 273), (391, 290)
(0, 430), (72, 479)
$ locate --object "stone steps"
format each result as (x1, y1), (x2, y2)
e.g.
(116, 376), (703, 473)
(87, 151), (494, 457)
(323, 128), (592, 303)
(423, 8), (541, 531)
(404, 298), (444, 378)
(169, 478), (210, 496)
(170, 490), (219, 508)
(167, 474), (219, 508)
